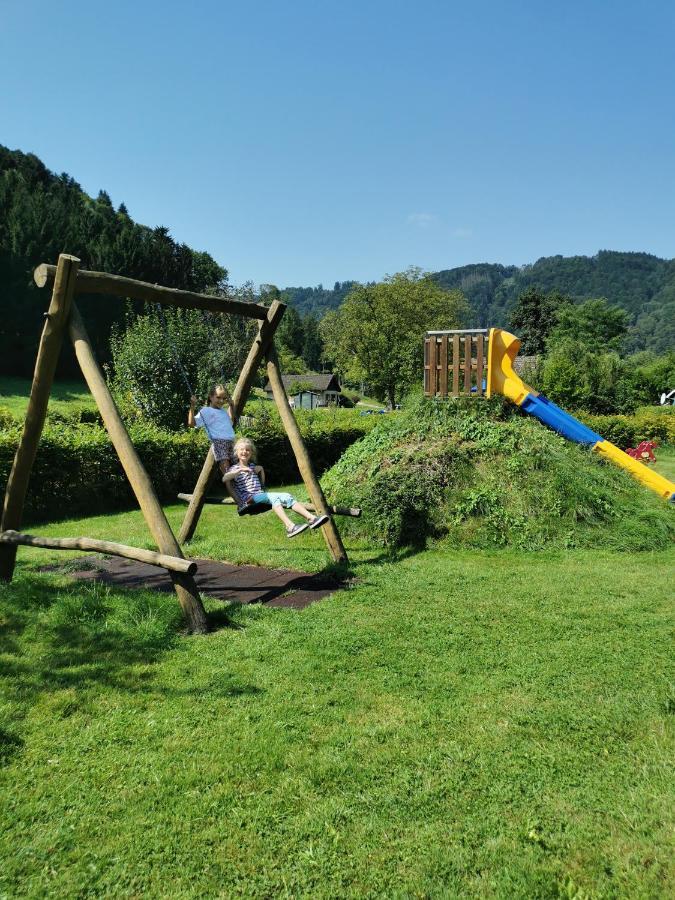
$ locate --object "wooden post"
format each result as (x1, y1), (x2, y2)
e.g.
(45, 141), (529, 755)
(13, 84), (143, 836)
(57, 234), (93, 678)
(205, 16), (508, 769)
(476, 334), (485, 396)
(68, 303), (208, 633)
(178, 300), (286, 544)
(0, 254), (80, 582)
(266, 346), (348, 565)
(463, 336), (472, 394)
(428, 338), (438, 396)
(452, 334), (460, 397)
(439, 335), (449, 398)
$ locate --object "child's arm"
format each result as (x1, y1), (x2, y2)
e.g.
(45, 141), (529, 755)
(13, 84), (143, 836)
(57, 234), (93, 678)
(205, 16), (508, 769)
(255, 465), (265, 485)
(221, 464), (245, 483)
(188, 396), (198, 428)
(222, 386), (235, 422)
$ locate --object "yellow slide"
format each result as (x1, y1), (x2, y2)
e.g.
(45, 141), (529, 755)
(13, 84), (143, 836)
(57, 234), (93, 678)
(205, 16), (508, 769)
(486, 329), (675, 502)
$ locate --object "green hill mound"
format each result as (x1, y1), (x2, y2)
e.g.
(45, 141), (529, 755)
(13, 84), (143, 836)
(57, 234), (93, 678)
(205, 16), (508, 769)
(322, 398), (674, 551)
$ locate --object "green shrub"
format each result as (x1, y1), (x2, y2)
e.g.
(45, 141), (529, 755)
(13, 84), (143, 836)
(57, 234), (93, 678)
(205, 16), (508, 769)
(108, 307), (256, 430)
(538, 346), (675, 415)
(574, 408), (674, 448)
(0, 405), (18, 431)
(45, 406), (102, 427)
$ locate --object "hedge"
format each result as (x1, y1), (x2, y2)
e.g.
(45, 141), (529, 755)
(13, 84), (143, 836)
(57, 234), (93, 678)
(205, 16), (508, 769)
(0, 408), (377, 524)
(574, 407), (675, 448)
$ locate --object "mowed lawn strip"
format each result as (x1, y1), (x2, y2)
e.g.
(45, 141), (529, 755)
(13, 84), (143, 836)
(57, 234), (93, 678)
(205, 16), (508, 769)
(652, 444), (675, 483)
(1, 512), (673, 897)
(0, 376), (97, 419)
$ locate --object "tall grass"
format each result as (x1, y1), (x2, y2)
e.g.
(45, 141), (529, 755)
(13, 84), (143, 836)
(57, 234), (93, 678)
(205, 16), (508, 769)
(323, 397), (674, 551)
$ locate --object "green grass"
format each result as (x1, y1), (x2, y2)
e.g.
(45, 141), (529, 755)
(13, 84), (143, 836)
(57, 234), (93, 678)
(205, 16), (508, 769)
(653, 444), (675, 483)
(1, 498), (673, 897)
(10, 492), (373, 574)
(0, 376), (96, 418)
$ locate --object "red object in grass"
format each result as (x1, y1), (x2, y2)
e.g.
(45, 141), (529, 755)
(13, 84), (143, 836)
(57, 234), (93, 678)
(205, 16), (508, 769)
(625, 440), (658, 463)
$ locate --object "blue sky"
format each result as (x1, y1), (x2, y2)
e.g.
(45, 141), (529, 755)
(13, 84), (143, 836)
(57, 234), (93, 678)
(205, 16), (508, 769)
(2, 0), (674, 288)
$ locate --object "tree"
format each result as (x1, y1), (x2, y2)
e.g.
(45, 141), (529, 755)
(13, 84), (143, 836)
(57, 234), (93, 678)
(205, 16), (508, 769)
(286, 378), (315, 396)
(276, 304), (305, 358)
(547, 298), (629, 354)
(277, 347), (308, 375)
(109, 299), (256, 430)
(0, 145), (228, 377)
(320, 268), (466, 408)
(301, 314), (323, 370)
(508, 288), (573, 355)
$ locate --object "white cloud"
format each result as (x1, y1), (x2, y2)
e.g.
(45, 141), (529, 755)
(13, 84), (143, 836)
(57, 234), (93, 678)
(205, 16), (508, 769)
(407, 212), (438, 228)
(451, 227), (473, 238)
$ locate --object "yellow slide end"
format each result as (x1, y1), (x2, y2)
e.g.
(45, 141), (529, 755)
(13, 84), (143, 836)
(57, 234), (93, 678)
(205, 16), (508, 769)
(486, 328), (537, 406)
(594, 441), (675, 501)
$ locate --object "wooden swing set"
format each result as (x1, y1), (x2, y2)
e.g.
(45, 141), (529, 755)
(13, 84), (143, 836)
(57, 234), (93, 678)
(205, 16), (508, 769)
(0, 254), (350, 634)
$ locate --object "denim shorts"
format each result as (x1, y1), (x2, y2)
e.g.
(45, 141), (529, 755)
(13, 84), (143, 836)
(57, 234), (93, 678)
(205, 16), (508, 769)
(211, 439), (234, 464)
(252, 491), (296, 509)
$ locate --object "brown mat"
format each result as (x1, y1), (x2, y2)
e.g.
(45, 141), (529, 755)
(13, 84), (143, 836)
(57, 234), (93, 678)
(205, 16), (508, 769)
(52, 556), (341, 610)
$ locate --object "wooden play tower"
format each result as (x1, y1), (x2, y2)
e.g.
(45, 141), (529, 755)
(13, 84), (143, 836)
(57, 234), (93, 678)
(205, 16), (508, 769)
(423, 329), (489, 398)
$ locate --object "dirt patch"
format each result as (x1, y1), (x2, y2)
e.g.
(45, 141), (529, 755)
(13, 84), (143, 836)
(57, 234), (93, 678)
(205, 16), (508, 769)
(44, 556), (343, 610)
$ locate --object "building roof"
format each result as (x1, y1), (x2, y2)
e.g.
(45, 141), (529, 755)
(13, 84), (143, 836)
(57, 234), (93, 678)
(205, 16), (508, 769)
(263, 373), (341, 393)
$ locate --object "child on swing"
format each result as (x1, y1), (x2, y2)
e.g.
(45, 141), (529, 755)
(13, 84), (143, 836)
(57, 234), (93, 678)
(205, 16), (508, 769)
(188, 384), (235, 482)
(223, 438), (329, 538)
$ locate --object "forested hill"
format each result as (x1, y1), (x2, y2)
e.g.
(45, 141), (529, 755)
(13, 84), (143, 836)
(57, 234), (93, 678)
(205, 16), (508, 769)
(433, 252), (675, 352)
(0, 146), (227, 376)
(283, 252), (675, 353)
(280, 282), (360, 319)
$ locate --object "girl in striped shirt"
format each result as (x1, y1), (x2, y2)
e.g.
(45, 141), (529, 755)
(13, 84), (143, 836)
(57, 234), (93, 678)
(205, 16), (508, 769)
(224, 438), (329, 538)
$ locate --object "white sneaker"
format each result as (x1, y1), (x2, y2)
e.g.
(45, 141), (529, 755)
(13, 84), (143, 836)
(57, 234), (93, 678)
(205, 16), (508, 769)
(286, 523), (309, 538)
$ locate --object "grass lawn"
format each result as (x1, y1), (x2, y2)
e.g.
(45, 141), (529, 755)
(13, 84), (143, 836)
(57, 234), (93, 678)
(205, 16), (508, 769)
(653, 444), (675, 483)
(1, 498), (673, 897)
(0, 376), (96, 418)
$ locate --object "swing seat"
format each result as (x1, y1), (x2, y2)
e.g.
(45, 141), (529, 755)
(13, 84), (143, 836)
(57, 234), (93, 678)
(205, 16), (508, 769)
(237, 501), (272, 516)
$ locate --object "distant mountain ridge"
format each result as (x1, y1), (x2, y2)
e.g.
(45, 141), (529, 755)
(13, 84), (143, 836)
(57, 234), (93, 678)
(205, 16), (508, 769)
(282, 251), (675, 353)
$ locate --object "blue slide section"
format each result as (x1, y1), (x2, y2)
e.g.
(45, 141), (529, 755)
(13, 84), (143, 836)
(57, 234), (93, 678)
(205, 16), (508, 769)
(520, 394), (602, 445)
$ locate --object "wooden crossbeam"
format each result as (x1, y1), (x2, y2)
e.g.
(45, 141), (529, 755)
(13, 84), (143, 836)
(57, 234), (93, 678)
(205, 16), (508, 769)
(34, 264), (269, 320)
(0, 531), (197, 575)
